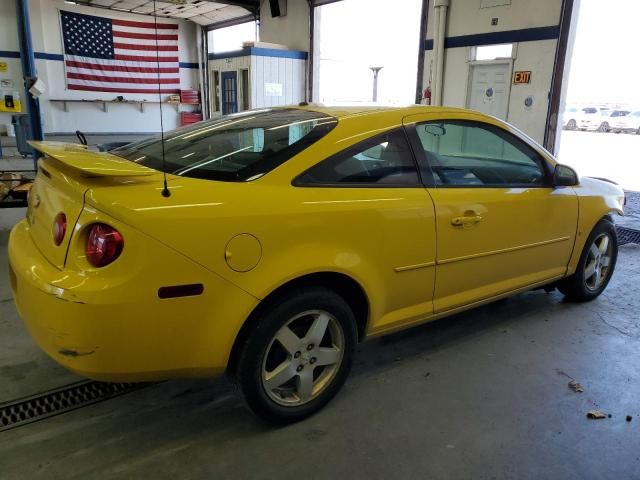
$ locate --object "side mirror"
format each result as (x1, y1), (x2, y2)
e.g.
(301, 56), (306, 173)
(552, 164), (579, 187)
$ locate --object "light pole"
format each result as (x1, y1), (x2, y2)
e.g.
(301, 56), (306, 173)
(369, 66), (383, 102)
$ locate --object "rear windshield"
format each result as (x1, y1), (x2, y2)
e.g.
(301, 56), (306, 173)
(111, 109), (337, 182)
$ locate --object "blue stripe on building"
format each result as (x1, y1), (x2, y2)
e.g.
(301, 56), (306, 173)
(34, 52), (63, 61)
(0, 50), (21, 58)
(425, 26), (560, 50)
(209, 47), (308, 61)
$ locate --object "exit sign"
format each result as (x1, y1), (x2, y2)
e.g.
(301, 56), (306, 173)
(513, 71), (532, 84)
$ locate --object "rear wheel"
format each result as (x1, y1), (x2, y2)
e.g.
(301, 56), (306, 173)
(598, 122), (610, 132)
(234, 287), (357, 424)
(566, 119), (577, 130)
(558, 219), (617, 302)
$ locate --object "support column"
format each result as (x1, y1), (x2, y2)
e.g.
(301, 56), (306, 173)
(16, 0), (44, 161)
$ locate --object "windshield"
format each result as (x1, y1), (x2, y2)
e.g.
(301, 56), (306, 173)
(111, 109), (337, 182)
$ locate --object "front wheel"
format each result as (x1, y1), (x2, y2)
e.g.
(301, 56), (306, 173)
(566, 119), (577, 130)
(558, 219), (618, 302)
(598, 122), (610, 133)
(234, 287), (357, 424)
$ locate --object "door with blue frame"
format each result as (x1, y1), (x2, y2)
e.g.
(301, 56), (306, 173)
(221, 71), (238, 115)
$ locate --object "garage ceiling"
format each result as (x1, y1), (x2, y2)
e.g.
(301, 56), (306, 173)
(65, 0), (258, 26)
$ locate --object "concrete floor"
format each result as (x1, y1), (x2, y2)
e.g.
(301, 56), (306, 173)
(1, 208), (640, 479)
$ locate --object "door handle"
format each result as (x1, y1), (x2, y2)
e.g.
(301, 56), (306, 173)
(451, 215), (483, 226)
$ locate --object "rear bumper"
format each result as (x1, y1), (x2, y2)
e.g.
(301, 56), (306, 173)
(8, 219), (258, 382)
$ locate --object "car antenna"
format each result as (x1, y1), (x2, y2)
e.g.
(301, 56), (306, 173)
(153, 0), (171, 197)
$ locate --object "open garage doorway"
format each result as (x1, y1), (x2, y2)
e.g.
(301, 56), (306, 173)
(557, 0), (640, 204)
(313, 0), (423, 105)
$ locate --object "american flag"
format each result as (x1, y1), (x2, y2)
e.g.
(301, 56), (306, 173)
(61, 10), (180, 94)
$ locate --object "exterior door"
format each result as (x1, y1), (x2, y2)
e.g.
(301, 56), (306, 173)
(467, 62), (511, 120)
(406, 115), (578, 313)
(221, 71), (238, 115)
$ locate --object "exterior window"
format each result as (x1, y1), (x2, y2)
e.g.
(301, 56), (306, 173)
(474, 43), (513, 61)
(415, 121), (547, 187)
(296, 129), (420, 186)
(112, 110), (337, 182)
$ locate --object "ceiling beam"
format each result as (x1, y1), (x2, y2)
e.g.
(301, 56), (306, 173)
(206, 12), (257, 30)
(199, 0), (260, 14)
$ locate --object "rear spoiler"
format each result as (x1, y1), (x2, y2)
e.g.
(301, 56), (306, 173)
(29, 141), (156, 177)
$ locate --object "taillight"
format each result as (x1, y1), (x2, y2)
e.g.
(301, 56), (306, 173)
(85, 223), (124, 267)
(53, 213), (67, 246)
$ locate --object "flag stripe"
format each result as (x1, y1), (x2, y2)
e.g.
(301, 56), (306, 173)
(114, 54), (178, 62)
(111, 37), (178, 46)
(65, 60), (179, 74)
(65, 55), (173, 68)
(68, 72), (179, 84)
(114, 49), (177, 58)
(112, 31), (178, 41)
(111, 25), (178, 35)
(112, 19), (178, 30)
(67, 67), (179, 81)
(113, 42), (178, 51)
(68, 84), (180, 94)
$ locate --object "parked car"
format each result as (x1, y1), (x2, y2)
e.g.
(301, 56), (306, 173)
(617, 110), (640, 134)
(562, 107), (580, 129)
(563, 106), (598, 130)
(9, 106), (625, 423)
(579, 109), (630, 132)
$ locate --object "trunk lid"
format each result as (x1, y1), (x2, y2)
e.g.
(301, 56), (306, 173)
(27, 142), (157, 269)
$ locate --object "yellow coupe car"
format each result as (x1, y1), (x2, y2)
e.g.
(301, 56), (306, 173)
(8, 105), (625, 423)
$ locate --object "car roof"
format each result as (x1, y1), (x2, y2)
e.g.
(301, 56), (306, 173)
(287, 104), (473, 120)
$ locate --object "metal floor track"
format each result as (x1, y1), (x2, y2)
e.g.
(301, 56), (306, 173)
(0, 381), (148, 432)
(617, 226), (640, 245)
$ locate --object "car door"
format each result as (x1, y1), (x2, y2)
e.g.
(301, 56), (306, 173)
(294, 128), (437, 332)
(404, 114), (578, 313)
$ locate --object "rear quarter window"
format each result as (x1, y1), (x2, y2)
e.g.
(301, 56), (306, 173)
(112, 109), (337, 182)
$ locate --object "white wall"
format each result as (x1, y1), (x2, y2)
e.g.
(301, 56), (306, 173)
(423, 0), (563, 144)
(259, 0), (310, 52)
(431, 0), (562, 36)
(0, 0), (200, 135)
(250, 55), (305, 108)
(0, 1), (27, 133)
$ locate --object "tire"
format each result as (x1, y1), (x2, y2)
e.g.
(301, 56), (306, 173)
(234, 287), (357, 424)
(558, 219), (618, 302)
(566, 119), (577, 130)
(598, 122), (609, 133)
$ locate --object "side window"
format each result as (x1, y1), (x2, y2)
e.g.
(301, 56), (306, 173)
(415, 121), (547, 187)
(296, 129), (420, 186)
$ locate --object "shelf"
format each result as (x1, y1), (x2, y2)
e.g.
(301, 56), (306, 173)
(49, 99), (201, 113)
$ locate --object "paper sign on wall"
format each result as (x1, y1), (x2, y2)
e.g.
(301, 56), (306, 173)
(0, 62), (8, 72)
(265, 83), (283, 97)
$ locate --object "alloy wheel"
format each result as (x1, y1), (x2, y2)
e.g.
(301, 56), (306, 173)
(584, 233), (613, 291)
(261, 310), (345, 407)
